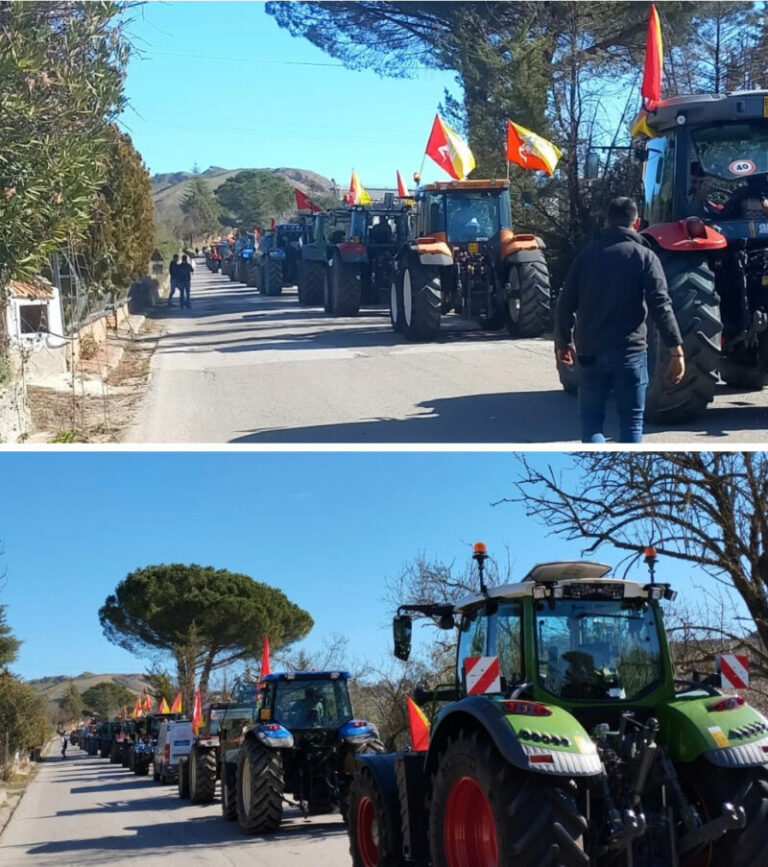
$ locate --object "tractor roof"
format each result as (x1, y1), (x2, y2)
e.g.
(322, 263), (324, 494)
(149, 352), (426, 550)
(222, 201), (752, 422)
(634, 89), (768, 134)
(454, 561), (659, 611)
(420, 179), (510, 193)
(263, 670), (351, 682)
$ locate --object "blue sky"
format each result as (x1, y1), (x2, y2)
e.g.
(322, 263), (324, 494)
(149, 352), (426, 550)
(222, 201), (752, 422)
(120, 1), (460, 186)
(0, 452), (741, 684)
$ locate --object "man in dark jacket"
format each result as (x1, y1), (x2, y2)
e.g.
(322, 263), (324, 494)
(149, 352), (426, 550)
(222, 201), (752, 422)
(177, 255), (194, 309)
(168, 254), (180, 307)
(555, 197), (685, 443)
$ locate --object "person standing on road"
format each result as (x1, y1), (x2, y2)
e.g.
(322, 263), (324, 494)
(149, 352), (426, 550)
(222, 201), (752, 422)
(168, 254), (180, 307)
(177, 254), (194, 309)
(555, 197), (685, 443)
(61, 734), (67, 758)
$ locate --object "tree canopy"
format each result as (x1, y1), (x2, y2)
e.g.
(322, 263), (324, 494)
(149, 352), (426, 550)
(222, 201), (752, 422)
(0, 605), (21, 668)
(99, 563), (314, 709)
(81, 681), (135, 719)
(180, 174), (222, 245)
(215, 170), (295, 230)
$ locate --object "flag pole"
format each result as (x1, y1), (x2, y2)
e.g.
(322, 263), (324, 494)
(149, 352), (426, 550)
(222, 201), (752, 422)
(417, 153), (427, 183)
(506, 160), (510, 182)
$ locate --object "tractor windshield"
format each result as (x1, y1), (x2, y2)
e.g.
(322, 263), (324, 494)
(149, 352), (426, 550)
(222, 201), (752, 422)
(273, 678), (354, 729)
(535, 599), (663, 701)
(692, 121), (768, 182)
(424, 190), (510, 243)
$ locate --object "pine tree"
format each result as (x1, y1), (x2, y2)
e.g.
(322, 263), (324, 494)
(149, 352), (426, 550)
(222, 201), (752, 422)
(180, 175), (221, 246)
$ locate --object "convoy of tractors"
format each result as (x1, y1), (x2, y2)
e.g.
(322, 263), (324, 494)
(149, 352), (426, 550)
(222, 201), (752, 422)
(66, 544), (768, 867)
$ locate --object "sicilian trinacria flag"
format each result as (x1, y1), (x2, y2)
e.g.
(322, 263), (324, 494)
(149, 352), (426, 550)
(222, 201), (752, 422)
(348, 170), (372, 205)
(192, 690), (203, 734)
(506, 121), (563, 176)
(406, 696), (430, 751)
(641, 3), (663, 109)
(425, 114), (476, 181)
(158, 697), (171, 714)
(396, 170), (410, 199)
(295, 188), (322, 213)
(170, 692), (183, 714)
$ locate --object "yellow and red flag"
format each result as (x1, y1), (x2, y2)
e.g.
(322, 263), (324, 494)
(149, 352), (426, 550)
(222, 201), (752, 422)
(131, 697), (142, 719)
(506, 121), (562, 176)
(396, 170), (410, 199)
(158, 697), (170, 714)
(142, 694), (152, 712)
(406, 696), (430, 751)
(425, 115), (476, 181)
(348, 170), (372, 205)
(170, 692), (182, 714)
(641, 3), (663, 109)
(192, 690), (203, 734)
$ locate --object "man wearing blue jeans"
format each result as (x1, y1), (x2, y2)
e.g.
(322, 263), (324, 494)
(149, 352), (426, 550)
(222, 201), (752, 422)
(555, 197), (685, 443)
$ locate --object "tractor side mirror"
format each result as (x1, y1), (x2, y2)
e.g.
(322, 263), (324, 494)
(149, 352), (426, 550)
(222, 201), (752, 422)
(522, 191), (533, 209)
(393, 614), (412, 661)
(585, 151), (600, 180)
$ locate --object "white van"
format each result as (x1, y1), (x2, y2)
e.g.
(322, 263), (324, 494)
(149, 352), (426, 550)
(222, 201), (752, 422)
(153, 720), (193, 784)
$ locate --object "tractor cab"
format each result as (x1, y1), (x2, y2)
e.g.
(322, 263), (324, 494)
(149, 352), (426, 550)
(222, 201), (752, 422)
(416, 179), (511, 247)
(348, 205), (411, 247)
(259, 671), (355, 731)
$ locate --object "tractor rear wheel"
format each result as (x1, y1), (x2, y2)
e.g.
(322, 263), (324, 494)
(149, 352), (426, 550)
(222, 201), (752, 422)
(646, 252), (720, 423)
(340, 738), (386, 823)
(389, 271), (405, 334)
(221, 767), (238, 821)
(506, 256), (551, 338)
(189, 747), (217, 804)
(402, 263), (441, 342)
(331, 254), (362, 316)
(236, 738), (283, 834)
(719, 356), (768, 390)
(264, 258), (283, 297)
(429, 730), (587, 867)
(299, 261), (325, 306)
(177, 758), (190, 799)
(348, 767), (405, 867)
(246, 261), (259, 288)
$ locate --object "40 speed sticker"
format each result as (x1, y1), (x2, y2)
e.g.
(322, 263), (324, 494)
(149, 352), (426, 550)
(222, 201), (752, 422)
(729, 159), (757, 176)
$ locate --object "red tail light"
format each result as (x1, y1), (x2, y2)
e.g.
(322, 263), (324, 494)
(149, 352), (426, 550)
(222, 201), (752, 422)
(338, 243), (366, 255)
(529, 754), (554, 764)
(501, 700), (553, 717)
(685, 217), (707, 239)
(708, 695), (745, 712)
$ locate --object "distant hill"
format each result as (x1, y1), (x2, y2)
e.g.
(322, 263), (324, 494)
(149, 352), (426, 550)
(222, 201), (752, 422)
(27, 671), (151, 702)
(152, 166), (336, 235)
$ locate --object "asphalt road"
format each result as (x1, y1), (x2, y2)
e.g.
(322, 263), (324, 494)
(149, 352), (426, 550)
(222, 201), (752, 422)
(0, 746), (351, 866)
(126, 265), (768, 444)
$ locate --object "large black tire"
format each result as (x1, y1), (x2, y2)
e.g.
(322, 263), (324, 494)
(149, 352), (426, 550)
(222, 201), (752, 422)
(298, 260), (325, 306)
(330, 254), (362, 317)
(246, 260), (259, 288)
(263, 258), (283, 297)
(228, 262), (236, 282)
(123, 746), (132, 769)
(101, 742), (111, 759)
(236, 738), (284, 834)
(348, 765), (405, 867)
(506, 255), (551, 338)
(683, 763), (768, 867)
(177, 758), (190, 799)
(646, 252), (721, 424)
(339, 738), (386, 823)
(221, 767), (238, 821)
(429, 730), (587, 867)
(110, 742), (119, 764)
(402, 262), (441, 342)
(189, 746), (217, 804)
(719, 356), (768, 390)
(389, 271), (405, 334)
(134, 756), (150, 776)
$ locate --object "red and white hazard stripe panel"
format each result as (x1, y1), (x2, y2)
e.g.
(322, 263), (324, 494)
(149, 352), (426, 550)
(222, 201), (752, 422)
(717, 654), (749, 690)
(465, 656), (501, 695)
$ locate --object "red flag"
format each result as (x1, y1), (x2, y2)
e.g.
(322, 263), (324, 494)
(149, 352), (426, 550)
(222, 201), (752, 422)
(641, 4), (663, 109)
(396, 170), (409, 199)
(192, 690), (203, 734)
(170, 692), (182, 714)
(424, 114), (476, 181)
(406, 697), (430, 751)
(260, 636), (271, 679)
(295, 188), (322, 213)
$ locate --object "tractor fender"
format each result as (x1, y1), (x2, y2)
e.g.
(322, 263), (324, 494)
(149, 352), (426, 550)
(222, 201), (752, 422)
(245, 725), (294, 751)
(656, 696), (768, 765)
(425, 696), (602, 781)
(334, 242), (368, 266)
(301, 247), (327, 265)
(643, 220), (727, 252)
(412, 239), (453, 268)
(354, 751), (400, 803)
(499, 230), (545, 257)
(503, 247), (548, 273)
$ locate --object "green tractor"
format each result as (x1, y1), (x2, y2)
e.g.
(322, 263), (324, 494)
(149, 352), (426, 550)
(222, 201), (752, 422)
(559, 90), (768, 423)
(297, 209), (352, 307)
(234, 670), (384, 834)
(348, 545), (768, 867)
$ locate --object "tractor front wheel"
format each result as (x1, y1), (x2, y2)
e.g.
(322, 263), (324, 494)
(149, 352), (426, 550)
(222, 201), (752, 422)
(646, 252), (721, 424)
(505, 256), (551, 338)
(429, 730), (587, 867)
(402, 263), (441, 342)
(189, 746), (217, 803)
(221, 767), (238, 821)
(236, 738), (283, 834)
(389, 271), (405, 334)
(348, 768), (404, 867)
(177, 758), (190, 799)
